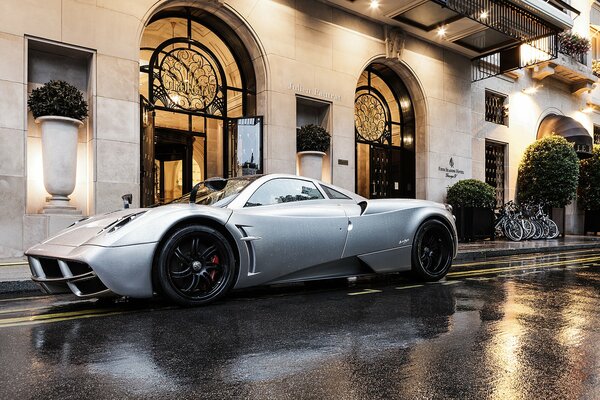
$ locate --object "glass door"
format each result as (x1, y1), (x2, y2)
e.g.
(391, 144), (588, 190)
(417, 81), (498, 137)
(228, 117), (263, 177)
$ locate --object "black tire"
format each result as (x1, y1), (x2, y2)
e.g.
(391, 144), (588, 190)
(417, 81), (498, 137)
(411, 219), (454, 281)
(156, 225), (236, 306)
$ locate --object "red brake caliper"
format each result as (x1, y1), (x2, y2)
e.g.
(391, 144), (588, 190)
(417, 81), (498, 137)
(210, 255), (219, 280)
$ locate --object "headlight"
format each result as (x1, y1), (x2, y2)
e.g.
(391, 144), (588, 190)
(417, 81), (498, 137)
(444, 204), (453, 214)
(105, 211), (147, 233)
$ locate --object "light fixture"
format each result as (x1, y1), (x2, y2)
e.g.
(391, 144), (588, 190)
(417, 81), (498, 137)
(522, 84), (543, 94)
(480, 10), (489, 19)
(581, 104), (594, 113)
(437, 26), (447, 37)
(369, 0), (379, 9)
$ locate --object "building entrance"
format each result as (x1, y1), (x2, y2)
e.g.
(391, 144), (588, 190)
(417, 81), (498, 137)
(139, 8), (260, 206)
(355, 63), (416, 199)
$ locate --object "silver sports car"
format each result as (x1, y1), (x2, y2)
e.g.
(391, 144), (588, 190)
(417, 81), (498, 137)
(26, 174), (457, 306)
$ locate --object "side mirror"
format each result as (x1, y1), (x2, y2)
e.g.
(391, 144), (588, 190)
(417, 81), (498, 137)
(122, 193), (133, 209)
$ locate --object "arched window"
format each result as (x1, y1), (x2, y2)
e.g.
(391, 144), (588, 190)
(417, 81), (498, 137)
(139, 8), (260, 205)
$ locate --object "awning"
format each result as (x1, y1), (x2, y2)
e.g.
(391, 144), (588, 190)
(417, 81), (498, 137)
(537, 114), (593, 159)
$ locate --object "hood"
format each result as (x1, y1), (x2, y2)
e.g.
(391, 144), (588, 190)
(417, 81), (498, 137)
(38, 208), (150, 248)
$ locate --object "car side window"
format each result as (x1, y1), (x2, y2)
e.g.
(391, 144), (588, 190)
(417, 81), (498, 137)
(320, 184), (351, 200)
(245, 178), (324, 207)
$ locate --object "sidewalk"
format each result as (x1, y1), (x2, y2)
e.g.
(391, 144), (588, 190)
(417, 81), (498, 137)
(456, 234), (600, 261)
(2, 235), (600, 294)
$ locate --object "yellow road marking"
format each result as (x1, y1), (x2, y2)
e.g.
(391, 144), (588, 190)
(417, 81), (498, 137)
(395, 284), (424, 290)
(0, 295), (52, 303)
(0, 308), (115, 325)
(0, 300), (97, 315)
(0, 311), (129, 328)
(453, 248), (600, 268)
(348, 289), (382, 296)
(0, 261), (28, 267)
(565, 265), (590, 270)
(0, 305), (175, 328)
(448, 255), (600, 278)
(441, 280), (461, 285)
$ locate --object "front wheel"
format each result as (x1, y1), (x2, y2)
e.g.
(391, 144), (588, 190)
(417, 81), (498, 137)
(412, 220), (454, 281)
(155, 225), (236, 306)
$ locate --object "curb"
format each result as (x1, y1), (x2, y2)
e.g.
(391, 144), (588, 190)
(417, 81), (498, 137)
(455, 243), (600, 262)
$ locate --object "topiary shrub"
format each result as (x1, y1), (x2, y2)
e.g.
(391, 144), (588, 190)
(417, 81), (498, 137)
(297, 124), (331, 153)
(578, 144), (600, 210)
(446, 179), (496, 209)
(28, 80), (88, 121)
(516, 135), (579, 208)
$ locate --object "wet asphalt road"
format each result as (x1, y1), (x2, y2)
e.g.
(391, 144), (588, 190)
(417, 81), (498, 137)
(1, 249), (600, 400)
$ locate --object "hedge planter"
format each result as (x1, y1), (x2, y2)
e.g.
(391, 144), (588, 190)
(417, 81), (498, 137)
(584, 210), (600, 234)
(36, 116), (82, 213)
(297, 151), (325, 180)
(453, 207), (495, 242)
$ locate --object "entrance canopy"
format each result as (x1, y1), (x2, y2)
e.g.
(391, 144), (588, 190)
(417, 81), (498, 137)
(537, 114), (593, 159)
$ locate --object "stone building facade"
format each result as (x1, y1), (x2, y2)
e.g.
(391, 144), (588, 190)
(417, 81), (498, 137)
(0, 0), (597, 257)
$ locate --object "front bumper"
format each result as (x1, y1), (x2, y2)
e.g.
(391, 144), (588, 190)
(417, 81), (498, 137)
(26, 242), (157, 298)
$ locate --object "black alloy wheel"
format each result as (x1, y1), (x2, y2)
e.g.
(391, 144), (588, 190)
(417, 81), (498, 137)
(411, 219), (454, 281)
(156, 225), (236, 306)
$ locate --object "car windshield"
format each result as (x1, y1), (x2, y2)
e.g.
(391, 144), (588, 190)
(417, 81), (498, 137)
(169, 175), (261, 207)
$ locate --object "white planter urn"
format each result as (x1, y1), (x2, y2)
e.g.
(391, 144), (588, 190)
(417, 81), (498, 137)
(297, 151), (325, 180)
(36, 116), (83, 214)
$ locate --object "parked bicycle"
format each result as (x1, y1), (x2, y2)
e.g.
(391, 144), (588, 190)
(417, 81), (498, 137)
(494, 201), (523, 241)
(494, 201), (560, 241)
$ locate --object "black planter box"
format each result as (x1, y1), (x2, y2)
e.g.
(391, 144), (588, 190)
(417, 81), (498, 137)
(453, 207), (494, 242)
(584, 210), (600, 234)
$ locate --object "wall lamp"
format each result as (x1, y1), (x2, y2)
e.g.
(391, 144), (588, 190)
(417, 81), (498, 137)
(522, 84), (543, 94)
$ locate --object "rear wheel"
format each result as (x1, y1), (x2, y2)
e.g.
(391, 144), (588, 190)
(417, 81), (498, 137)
(412, 220), (454, 281)
(547, 219), (560, 239)
(156, 225), (236, 306)
(503, 219), (523, 241)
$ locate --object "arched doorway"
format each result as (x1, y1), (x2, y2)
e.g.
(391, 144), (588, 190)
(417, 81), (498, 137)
(354, 63), (415, 199)
(139, 7), (262, 205)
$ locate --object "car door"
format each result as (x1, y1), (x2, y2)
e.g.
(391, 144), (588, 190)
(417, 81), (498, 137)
(228, 178), (348, 285)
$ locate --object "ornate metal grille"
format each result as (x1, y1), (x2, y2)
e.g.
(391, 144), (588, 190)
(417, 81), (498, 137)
(485, 141), (506, 208)
(594, 125), (600, 145)
(160, 48), (218, 110)
(355, 93), (388, 142)
(485, 90), (508, 125)
(150, 41), (225, 116)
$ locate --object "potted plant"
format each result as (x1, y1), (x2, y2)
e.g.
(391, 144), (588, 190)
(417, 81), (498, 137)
(558, 32), (591, 60)
(296, 124), (330, 180)
(28, 80), (88, 212)
(578, 144), (600, 233)
(517, 136), (579, 208)
(517, 135), (579, 236)
(446, 179), (496, 242)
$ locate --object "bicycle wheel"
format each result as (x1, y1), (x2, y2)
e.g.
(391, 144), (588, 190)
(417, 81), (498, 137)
(540, 220), (550, 239)
(546, 219), (560, 239)
(503, 219), (523, 241)
(532, 220), (544, 239)
(521, 219), (534, 240)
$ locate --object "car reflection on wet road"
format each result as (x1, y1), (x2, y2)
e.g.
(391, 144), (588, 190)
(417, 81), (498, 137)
(1, 249), (600, 399)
